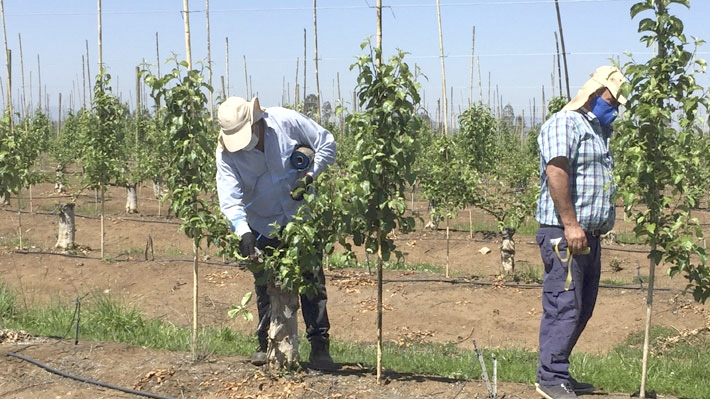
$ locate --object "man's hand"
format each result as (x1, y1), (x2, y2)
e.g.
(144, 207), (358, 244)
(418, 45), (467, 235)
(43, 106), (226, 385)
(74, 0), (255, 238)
(290, 174), (313, 201)
(239, 232), (256, 260)
(546, 156), (588, 253)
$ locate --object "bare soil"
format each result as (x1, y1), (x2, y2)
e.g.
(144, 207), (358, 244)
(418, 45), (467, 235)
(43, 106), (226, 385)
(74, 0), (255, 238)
(0, 183), (707, 399)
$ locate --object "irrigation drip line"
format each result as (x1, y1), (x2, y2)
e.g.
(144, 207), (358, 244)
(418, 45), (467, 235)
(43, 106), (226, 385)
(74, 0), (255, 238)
(377, 277), (674, 292)
(8, 248), (679, 292)
(5, 351), (176, 399)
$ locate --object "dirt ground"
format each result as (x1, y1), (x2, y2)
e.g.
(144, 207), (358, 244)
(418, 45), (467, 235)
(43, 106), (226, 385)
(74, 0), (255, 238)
(0, 183), (707, 399)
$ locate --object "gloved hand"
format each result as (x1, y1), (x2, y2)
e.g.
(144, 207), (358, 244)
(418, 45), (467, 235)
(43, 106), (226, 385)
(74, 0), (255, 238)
(290, 174), (313, 201)
(239, 232), (256, 259)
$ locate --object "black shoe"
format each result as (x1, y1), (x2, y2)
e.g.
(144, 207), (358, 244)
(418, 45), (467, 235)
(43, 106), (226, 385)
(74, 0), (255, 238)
(536, 382), (578, 399)
(569, 377), (594, 394)
(250, 350), (267, 366)
(309, 339), (336, 371)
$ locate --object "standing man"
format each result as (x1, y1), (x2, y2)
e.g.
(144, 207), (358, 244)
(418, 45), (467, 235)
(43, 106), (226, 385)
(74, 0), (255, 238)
(215, 96), (337, 370)
(534, 66), (626, 399)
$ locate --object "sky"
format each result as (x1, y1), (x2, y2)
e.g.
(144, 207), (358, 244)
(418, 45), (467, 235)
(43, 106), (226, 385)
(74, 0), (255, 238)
(3, 0), (710, 127)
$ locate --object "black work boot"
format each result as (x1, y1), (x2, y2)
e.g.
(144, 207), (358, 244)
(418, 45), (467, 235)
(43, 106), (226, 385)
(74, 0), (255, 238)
(309, 338), (336, 371)
(251, 336), (268, 366)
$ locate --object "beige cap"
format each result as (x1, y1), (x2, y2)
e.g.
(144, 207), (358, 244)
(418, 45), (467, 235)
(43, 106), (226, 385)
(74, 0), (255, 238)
(563, 66), (627, 111)
(217, 97), (264, 152)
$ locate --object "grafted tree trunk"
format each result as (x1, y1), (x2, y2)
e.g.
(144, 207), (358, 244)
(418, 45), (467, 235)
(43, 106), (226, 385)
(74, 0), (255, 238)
(54, 164), (65, 193)
(55, 203), (76, 251)
(0, 187), (8, 206)
(267, 284), (299, 370)
(500, 228), (515, 274)
(125, 183), (138, 213)
(152, 178), (165, 199)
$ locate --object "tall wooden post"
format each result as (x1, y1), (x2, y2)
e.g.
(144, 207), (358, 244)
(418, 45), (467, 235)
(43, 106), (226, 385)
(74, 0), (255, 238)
(313, 0), (321, 123)
(303, 29), (307, 104)
(97, 1), (102, 70)
(554, 0), (570, 99)
(205, 0), (213, 119)
(0, 0), (10, 121)
(18, 33), (26, 118)
(182, 0), (192, 70)
(225, 37), (229, 97)
(243, 55), (248, 98)
(435, 0), (447, 134)
(469, 26), (475, 107)
(37, 54), (41, 110)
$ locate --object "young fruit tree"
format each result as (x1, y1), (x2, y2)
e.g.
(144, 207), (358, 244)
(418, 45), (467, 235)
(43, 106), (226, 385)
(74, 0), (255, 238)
(223, 160), (370, 371)
(615, 0), (709, 396)
(468, 115), (538, 275)
(345, 41), (420, 383)
(80, 70), (126, 259)
(418, 133), (477, 277)
(143, 59), (223, 360)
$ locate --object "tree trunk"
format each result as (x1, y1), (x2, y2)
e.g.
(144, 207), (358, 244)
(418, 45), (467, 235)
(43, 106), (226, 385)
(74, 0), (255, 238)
(125, 183), (138, 214)
(152, 178), (164, 199)
(0, 186), (8, 206)
(500, 228), (515, 274)
(267, 283), (300, 370)
(54, 164), (65, 193)
(55, 203), (76, 251)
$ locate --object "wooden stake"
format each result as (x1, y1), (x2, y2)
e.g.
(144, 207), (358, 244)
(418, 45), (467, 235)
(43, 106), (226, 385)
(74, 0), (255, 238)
(57, 92), (62, 135)
(81, 55), (86, 108)
(469, 26), (475, 107)
(243, 55), (248, 98)
(554, 34), (563, 99)
(156, 32), (161, 79)
(435, 0), (447, 134)
(477, 57), (482, 104)
(1, 0), (10, 125)
(205, 0), (213, 118)
(303, 29), (307, 104)
(135, 66), (141, 114)
(37, 54), (41, 109)
(97, 0), (102, 70)
(313, 0), (321, 123)
(18, 33), (26, 118)
(553, 0), (570, 99)
(182, 0), (192, 70)
(376, 1), (383, 384)
(294, 57), (299, 107)
(225, 37), (229, 97)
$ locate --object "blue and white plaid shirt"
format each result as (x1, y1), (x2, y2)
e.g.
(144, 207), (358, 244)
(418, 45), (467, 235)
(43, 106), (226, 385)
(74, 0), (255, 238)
(535, 109), (616, 233)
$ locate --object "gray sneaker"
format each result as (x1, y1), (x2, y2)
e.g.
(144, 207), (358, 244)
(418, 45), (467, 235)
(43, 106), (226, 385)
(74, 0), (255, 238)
(536, 382), (578, 399)
(569, 377), (594, 394)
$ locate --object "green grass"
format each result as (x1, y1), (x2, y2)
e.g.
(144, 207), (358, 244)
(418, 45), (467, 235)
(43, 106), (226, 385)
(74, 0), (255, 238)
(1, 283), (708, 398)
(514, 262), (543, 284)
(450, 217), (540, 237)
(327, 251), (448, 275)
(600, 278), (630, 286)
(615, 231), (647, 245)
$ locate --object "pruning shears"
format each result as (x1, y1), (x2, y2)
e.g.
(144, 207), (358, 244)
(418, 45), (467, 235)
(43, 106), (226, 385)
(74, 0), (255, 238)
(550, 237), (590, 291)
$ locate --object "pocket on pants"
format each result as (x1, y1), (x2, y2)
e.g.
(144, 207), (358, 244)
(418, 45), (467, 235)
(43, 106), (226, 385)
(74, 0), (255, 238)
(537, 229), (573, 293)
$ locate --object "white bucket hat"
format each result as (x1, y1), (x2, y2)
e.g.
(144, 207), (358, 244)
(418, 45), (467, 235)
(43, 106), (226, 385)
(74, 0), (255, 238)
(563, 66), (627, 111)
(217, 96), (264, 152)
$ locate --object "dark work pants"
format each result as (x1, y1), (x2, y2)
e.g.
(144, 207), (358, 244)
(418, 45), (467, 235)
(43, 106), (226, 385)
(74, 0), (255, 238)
(252, 231), (330, 351)
(535, 226), (601, 386)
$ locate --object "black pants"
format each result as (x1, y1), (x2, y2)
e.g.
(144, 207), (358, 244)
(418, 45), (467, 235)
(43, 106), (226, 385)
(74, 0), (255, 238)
(252, 230), (330, 350)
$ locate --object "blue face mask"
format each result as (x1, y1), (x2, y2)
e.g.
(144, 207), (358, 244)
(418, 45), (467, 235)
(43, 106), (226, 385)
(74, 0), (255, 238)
(590, 95), (618, 127)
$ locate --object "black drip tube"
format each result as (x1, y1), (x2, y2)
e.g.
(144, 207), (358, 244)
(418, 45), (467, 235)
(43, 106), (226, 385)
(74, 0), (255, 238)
(5, 351), (176, 399)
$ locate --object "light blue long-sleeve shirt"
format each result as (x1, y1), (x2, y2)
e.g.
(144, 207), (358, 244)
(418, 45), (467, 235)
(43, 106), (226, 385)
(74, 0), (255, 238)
(216, 106), (336, 239)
